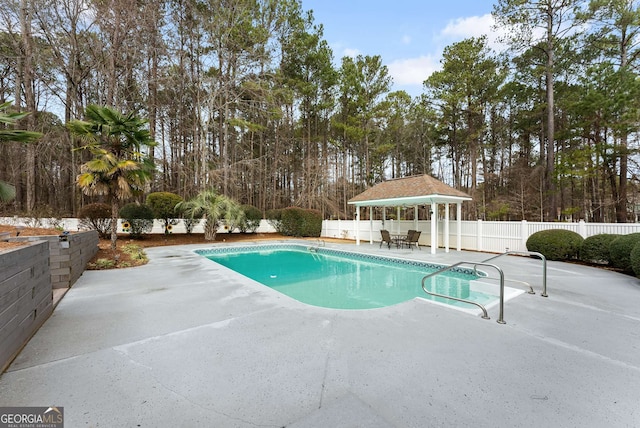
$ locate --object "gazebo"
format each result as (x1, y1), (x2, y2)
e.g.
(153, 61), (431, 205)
(348, 175), (472, 254)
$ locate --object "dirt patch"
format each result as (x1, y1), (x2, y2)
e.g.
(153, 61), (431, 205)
(0, 241), (28, 251)
(0, 224), (62, 252)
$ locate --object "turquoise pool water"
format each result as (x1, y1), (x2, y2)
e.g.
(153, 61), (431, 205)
(199, 245), (496, 310)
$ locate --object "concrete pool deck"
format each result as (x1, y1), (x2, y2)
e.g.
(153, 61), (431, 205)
(1, 240), (640, 427)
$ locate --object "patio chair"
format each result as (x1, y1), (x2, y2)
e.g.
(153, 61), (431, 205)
(380, 229), (393, 249)
(400, 230), (421, 250)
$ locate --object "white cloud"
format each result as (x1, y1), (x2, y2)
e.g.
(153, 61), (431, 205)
(442, 13), (494, 38)
(440, 13), (508, 52)
(402, 34), (412, 45)
(383, 14), (511, 96)
(387, 55), (440, 86)
(342, 47), (361, 58)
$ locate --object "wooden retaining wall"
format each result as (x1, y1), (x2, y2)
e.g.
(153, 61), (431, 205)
(9, 231), (99, 289)
(0, 230), (99, 372)
(0, 241), (51, 373)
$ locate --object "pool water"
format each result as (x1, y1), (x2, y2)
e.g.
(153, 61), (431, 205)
(202, 246), (498, 310)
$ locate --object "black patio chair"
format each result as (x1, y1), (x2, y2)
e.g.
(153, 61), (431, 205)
(400, 230), (421, 250)
(380, 229), (394, 249)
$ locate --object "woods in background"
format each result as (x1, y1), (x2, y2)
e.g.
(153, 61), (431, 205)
(1, 0), (640, 223)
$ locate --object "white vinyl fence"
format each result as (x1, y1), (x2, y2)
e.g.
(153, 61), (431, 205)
(0, 217), (277, 235)
(4, 216), (640, 254)
(321, 219), (640, 253)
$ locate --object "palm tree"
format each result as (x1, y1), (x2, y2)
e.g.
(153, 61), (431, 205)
(0, 101), (42, 201)
(176, 189), (244, 240)
(69, 105), (156, 251)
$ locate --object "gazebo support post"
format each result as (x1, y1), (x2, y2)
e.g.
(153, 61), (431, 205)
(430, 202), (437, 255)
(445, 202), (450, 252)
(414, 206), (418, 232)
(457, 203), (462, 251)
(382, 207), (386, 230)
(369, 206), (373, 244)
(355, 206), (360, 245)
(396, 206), (401, 235)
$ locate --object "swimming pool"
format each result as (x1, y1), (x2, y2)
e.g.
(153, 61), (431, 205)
(196, 244), (519, 312)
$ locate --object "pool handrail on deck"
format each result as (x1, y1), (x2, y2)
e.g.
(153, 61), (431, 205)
(482, 250), (548, 297)
(421, 261), (506, 324)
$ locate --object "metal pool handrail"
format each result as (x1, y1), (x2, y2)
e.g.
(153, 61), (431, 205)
(481, 250), (548, 297)
(421, 261), (506, 324)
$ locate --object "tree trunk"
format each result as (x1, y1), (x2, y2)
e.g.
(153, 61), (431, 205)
(545, 9), (556, 222)
(204, 218), (217, 241)
(21, 0), (37, 213)
(111, 197), (119, 252)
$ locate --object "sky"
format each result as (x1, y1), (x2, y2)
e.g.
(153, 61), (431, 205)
(300, 0), (502, 97)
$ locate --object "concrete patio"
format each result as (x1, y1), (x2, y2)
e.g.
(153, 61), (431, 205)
(1, 241), (639, 427)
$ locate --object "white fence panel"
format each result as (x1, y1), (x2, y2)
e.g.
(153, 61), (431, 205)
(581, 223), (640, 236)
(478, 221), (523, 252)
(4, 216), (640, 252)
(320, 219), (640, 253)
(0, 217), (277, 235)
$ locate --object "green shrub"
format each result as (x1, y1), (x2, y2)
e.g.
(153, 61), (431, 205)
(279, 208), (299, 236)
(122, 244), (148, 261)
(266, 209), (283, 233)
(609, 233), (640, 272)
(119, 203), (154, 238)
(237, 204), (262, 233)
(300, 209), (322, 237)
(579, 234), (619, 264)
(526, 229), (584, 261)
(174, 196), (202, 234)
(78, 203), (112, 238)
(89, 258), (116, 269)
(146, 192), (183, 233)
(630, 242), (640, 278)
(183, 217), (199, 234)
(279, 207), (322, 237)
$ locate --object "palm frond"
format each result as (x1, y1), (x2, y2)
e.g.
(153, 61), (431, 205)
(76, 173), (109, 196)
(0, 102), (43, 143)
(0, 129), (42, 143)
(117, 159), (142, 171)
(84, 158), (113, 173)
(0, 180), (16, 202)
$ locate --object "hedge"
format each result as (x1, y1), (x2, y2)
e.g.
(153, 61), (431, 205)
(146, 192), (183, 233)
(238, 205), (262, 233)
(78, 203), (112, 238)
(119, 203), (155, 238)
(579, 234), (619, 265)
(526, 229), (583, 261)
(630, 242), (640, 278)
(609, 233), (640, 272)
(269, 207), (322, 237)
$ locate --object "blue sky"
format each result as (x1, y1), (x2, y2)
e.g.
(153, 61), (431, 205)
(300, 0), (501, 97)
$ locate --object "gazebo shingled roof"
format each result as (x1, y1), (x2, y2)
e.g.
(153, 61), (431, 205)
(348, 175), (471, 207)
